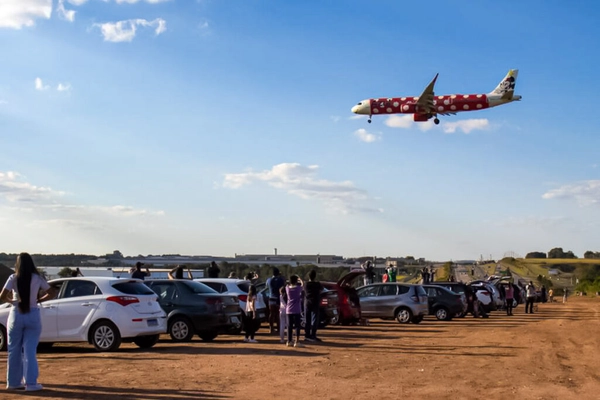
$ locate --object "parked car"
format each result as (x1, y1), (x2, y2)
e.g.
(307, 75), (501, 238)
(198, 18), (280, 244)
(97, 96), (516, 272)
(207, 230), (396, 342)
(145, 279), (241, 342)
(356, 283), (428, 324)
(0, 277), (166, 352)
(194, 278), (268, 325)
(428, 282), (472, 317)
(422, 284), (465, 321)
(488, 278), (524, 308)
(469, 281), (500, 312)
(321, 270), (365, 325)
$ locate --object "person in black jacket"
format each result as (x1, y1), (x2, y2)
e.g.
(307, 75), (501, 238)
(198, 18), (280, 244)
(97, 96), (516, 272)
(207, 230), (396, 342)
(207, 261), (220, 278)
(304, 270), (323, 342)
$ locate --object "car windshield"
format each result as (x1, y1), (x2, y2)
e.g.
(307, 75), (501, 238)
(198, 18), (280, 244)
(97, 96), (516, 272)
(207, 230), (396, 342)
(112, 281), (155, 295)
(181, 280), (218, 294)
(236, 281), (250, 293)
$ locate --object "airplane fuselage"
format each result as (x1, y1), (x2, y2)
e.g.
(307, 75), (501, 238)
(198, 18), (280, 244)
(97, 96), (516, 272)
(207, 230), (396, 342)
(357, 93), (519, 121)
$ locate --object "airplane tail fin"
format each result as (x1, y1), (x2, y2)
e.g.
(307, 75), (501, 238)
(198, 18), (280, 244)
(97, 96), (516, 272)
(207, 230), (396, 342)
(489, 69), (518, 100)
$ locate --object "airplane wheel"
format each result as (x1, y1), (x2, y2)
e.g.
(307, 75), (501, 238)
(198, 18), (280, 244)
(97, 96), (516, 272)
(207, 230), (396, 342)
(368, 119), (372, 124)
(434, 118), (440, 125)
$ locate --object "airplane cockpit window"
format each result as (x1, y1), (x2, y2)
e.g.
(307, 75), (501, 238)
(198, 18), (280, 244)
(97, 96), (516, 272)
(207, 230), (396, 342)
(357, 102), (362, 105)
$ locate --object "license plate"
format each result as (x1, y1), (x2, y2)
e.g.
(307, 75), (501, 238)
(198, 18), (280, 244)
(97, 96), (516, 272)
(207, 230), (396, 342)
(231, 316), (240, 324)
(258, 313), (265, 319)
(332, 309), (338, 315)
(147, 319), (158, 327)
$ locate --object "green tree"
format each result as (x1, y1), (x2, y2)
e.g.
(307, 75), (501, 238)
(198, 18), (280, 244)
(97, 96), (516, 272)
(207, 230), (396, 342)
(57, 267), (74, 278)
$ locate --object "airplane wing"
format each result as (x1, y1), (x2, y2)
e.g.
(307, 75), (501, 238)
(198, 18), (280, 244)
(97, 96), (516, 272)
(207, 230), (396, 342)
(415, 73), (439, 114)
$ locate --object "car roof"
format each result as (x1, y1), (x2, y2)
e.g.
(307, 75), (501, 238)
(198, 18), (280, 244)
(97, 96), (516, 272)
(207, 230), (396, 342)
(195, 278), (246, 284)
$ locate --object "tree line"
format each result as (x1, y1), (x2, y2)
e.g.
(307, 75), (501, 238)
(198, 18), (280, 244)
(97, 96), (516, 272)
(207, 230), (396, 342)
(524, 248), (600, 259)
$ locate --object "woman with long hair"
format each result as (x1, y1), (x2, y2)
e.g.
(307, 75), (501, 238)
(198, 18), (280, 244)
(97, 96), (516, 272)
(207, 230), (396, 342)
(0, 253), (56, 391)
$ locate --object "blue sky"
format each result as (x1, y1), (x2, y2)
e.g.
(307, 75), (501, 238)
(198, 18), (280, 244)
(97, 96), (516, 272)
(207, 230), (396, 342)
(1, 0), (599, 261)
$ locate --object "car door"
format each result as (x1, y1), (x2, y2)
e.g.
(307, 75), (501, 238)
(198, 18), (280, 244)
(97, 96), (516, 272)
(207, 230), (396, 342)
(426, 287), (437, 312)
(38, 280), (64, 341)
(147, 282), (180, 315)
(356, 285), (379, 317)
(372, 284), (399, 317)
(55, 280), (103, 340)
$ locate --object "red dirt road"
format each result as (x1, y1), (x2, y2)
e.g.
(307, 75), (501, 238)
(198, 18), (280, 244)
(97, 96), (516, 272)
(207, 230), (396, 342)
(0, 297), (599, 400)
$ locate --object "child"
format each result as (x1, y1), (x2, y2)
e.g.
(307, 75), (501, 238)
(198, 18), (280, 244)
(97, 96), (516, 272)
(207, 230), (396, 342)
(285, 275), (304, 347)
(243, 285), (259, 343)
(279, 286), (288, 344)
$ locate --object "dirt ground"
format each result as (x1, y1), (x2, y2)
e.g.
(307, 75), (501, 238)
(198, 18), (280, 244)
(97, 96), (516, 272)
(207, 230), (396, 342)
(0, 297), (599, 400)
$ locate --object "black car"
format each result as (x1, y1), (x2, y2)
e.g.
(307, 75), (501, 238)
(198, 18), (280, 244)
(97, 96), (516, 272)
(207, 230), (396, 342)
(145, 279), (241, 342)
(422, 284), (465, 321)
(428, 281), (473, 317)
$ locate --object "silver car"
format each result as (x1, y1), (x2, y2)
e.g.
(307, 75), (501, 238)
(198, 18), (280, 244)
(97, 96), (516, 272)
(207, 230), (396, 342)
(357, 283), (429, 324)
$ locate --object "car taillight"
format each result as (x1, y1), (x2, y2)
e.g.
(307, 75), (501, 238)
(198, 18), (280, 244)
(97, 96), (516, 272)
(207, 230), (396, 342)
(320, 298), (328, 306)
(238, 294), (248, 302)
(107, 296), (139, 306)
(206, 298), (223, 306)
(410, 295), (419, 302)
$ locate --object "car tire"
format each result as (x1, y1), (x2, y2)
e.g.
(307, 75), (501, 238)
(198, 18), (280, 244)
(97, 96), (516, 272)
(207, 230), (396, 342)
(411, 315), (424, 324)
(435, 307), (451, 321)
(395, 307), (413, 324)
(329, 315), (339, 325)
(168, 317), (194, 342)
(133, 334), (160, 349)
(0, 325), (6, 351)
(90, 321), (121, 352)
(198, 331), (218, 342)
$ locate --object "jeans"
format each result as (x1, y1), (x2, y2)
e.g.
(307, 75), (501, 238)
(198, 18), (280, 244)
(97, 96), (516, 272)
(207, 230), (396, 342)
(525, 297), (535, 313)
(279, 311), (287, 342)
(287, 314), (301, 343)
(304, 305), (320, 339)
(7, 307), (42, 388)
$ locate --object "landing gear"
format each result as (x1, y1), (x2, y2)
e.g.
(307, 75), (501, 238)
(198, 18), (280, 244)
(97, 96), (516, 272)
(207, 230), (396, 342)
(434, 118), (440, 125)
(368, 116), (372, 123)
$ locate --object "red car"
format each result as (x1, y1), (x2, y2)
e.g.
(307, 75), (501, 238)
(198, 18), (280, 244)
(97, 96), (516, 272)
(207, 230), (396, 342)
(321, 270), (366, 325)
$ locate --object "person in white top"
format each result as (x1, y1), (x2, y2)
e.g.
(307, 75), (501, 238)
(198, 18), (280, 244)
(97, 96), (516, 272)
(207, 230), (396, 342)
(279, 286), (288, 344)
(0, 253), (56, 391)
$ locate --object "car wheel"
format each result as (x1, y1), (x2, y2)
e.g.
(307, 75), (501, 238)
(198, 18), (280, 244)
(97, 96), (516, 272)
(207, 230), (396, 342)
(90, 321), (121, 352)
(133, 334), (160, 349)
(395, 307), (413, 324)
(198, 331), (218, 342)
(0, 325), (6, 351)
(168, 317), (194, 342)
(411, 315), (424, 324)
(435, 307), (450, 321)
(329, 315), (339, 325)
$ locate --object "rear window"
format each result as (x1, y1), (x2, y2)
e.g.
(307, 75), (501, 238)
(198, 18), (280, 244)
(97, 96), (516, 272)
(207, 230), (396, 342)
(181, 281), (217, 294)
(236, 282), (250, 293)
(414, 286), (427, 296)
(398, 285), (410, 295)
(112, 281), (155, 295)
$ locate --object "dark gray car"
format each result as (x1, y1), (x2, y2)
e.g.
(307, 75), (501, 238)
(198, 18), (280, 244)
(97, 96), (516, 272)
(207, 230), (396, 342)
(145, 279), (241, 342)
(356, 283), (428, 324)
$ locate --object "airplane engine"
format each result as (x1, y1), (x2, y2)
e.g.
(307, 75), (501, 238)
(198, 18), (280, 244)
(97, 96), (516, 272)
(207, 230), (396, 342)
(413, 113), (430, 122)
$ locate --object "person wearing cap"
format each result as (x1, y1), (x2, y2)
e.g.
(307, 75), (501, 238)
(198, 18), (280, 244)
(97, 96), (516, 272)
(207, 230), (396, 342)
(131, 262), (151, 280)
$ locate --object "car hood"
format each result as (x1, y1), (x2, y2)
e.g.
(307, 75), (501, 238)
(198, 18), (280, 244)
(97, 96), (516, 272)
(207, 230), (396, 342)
(337, 270), (366, 287)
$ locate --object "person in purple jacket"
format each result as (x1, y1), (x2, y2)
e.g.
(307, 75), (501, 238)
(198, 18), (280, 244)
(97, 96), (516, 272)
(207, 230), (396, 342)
(285, 275), (304, 347)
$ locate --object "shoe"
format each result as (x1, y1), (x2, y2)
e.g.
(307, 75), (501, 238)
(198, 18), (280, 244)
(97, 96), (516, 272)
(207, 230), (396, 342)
(6, 386), (25, 391)
(25, 384), (43, 392)
(243, 338), (249, 342)
(248, 339), (258, 343)
(286, 341), (291, 347)
(313, 337), (323, 342)
(280, 339), (286, 344)
(304, 337), (316, 342)
(294, 341), (303, 348)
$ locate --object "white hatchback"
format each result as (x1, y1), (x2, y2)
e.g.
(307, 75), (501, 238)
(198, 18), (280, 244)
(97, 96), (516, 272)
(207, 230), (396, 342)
(0, 277), (166, 352)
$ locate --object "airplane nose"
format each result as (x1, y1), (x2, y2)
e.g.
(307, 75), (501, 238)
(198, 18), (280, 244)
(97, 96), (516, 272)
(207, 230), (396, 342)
(351, 105), (359, 113)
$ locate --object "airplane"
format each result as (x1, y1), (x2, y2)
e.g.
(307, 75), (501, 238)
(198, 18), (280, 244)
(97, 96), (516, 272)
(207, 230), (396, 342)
(351, 69), (521, 124)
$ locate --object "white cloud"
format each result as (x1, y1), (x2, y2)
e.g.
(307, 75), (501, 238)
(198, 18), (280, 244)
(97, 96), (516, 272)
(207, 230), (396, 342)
(349, 115), (367, 120)
(330, 116), (341, 123)
(0, 0), (52, 29)
(93, 18), (167, 42)
(56, 0), (75, 22)
(542, 180), (600, 207)
(35, 77), (49, 91)
(0, 171), (164, 224)
(442, 119), (490, 134)
(223, 163), (383, 214)
(353, 128), (381, 143)
(67, 0), (88, 4)
(57, 83), (72, 92)
(385, 115), (434, 131)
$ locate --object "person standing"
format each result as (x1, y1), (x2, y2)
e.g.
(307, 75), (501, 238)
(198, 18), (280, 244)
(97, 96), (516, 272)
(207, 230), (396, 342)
(541, 285), (547, 303)
(243, 285), (259, 343)
(266, 268), (285, 334)
(207, 261), (220, 278)
(548, 288), (554, 303)
(525, 281), (536, 314)
(286, 275), (304, 347)
(304, 270), (323, 342)
(168, 265), (193, 280)
(131, 262), (151, 280)
(279, 287), (288, 344)
(362, 261), (375, 286)
(0, 253), (57, 391)
(505, 284), (514, 316)
(563, 288), (568, 304)
(429, 268), (436, 283)
(388, 264), (397, 283)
